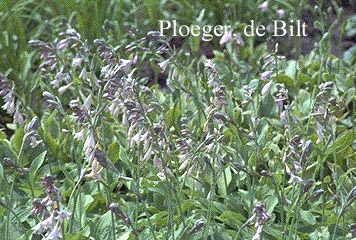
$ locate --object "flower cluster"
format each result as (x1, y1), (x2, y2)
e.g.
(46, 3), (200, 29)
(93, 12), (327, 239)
(244, 201), (271, 240)
(204, 59), (227, 108)
(0, 74), (23, 123)
(313, 81), (341, 143)
(31, 174), (70, 240)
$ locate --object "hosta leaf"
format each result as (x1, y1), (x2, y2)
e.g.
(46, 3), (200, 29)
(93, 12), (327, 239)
(117, 231), (132, 240)
(165, 105), (182, 128)
(300, 209), (316, 225)
(0, 139), (16, 160)
(29, 150), (47, 187)
(107, 142), (120, 164)
(334, 130), (355, 152)
(10, 126), (24, 154)
(0, 130), (6, 140)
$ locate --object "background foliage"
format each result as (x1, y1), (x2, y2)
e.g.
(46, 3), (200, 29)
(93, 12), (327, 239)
(0, 0), (356, 239)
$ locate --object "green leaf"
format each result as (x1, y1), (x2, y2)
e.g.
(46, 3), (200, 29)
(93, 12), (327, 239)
(17, 229), (33, 240)
(0, 218), (22, 240)
(300, 209), (316, 225)
(165, 105), (182, 128)
(277, 73), (295, 90)
(334, 130), (355, 152)
(296, 89), (312, 116)
(314, 21), (324, 31)
(44, 110), (60, 139)
(0, 139), (17, 160)
(189, 35), (200, 54)
(107, 142), (120, 164)
(64, 231), (84, 240)
(119, 146), (132, 168)
(217, 167), (232, 196)
(335, 73), (354, 93)
(217, 211), (244, 230)
(343, 45), (356, 65)
(143, 0), (159, 24)
(29, 151), (47, 186)
(90, 211), (113, 240)
(44, 134), (59, 155)
(117, 231), (132, 240)
(345, 14), (356, 38)
(285, 60), (297, 78)
(258, 93), (277, 118)
(75, 194), (94, 226)
(10, 126), (24, 153)
(0, 130), (6, 140)
(265, 194), (279, 215)
(309, 226), (330, 240)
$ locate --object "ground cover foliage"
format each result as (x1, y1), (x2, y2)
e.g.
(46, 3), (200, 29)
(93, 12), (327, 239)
(1, 0), (356, 239)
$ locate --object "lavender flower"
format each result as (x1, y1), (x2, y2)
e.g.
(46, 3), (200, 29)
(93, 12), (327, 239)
(219, 29), (233, 45)
(56, 39), (70, 51)
(259, 70), (273, 80)
(29, 40), (58, 71)
(2, 89), (15, 114)
(276, 9), (285, 18)
(85, 156), (102, 180)
(72, 56), (83, 67)
(33, 214), (55, 234)
(32, 174), (70, 240)
(0, 74), (12, 96)
(158, 58), (170, 72)
(258, 1), (269, 12)
(14, 100), (24, 124)
(235, 32), (244, 45)
(119, 55), (138, 72)
(350, 223), (356, 238)
(244, 201), (271, 240)
(30, 198), (48, 217)
(58, 83), (72, 95)
(83, 128), (96, 162)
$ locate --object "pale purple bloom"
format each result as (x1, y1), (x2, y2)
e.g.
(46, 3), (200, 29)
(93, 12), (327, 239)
(276, 9), (285, 18)
(29, 135), (43, 148)
(204, 59), (215, 71)
(58, 83), (72, 95)
(2, 90), (15, 114)
(43, 224), (62, 240)
(14, 101), (24, 124)
(84, 128), (95, 162)
(259, 70), (273, 80)
(56, 208), (71, 224)
(119, 55), (137, 71)
(158, 58), (170, 72)
(51, 72), (70, 88)
(219, 30), (232, 45)
(79, 67), (87, 79)
(33, 214), (55, 233)
(288, 174), (303, 184)
(56, 39), (70, 51)
(277, 55), (286, 60)
(72, 57), (83, 67)
(258, 1), (269, 11)
(261, 80), (273, 95)
(143, 145), (153, 161)
(83, 92), (93, 111)
(280, 110), (289, 126)
(235, 32), (244, 45)
(74, 128), (85, 141)
(316, 121), (325, 142)
(266, 24), (274, 33)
